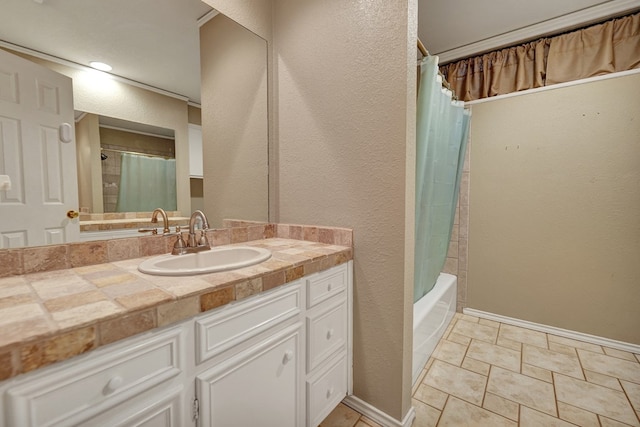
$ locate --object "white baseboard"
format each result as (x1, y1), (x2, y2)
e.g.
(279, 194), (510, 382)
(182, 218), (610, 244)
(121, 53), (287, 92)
(342, 395), (416, 427)
(463, 308), (640, 354)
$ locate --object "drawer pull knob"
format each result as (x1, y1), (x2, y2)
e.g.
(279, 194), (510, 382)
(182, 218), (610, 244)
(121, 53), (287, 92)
(283, 350), (294, 364)
(326, 329), (334, 340)
(105, 376), (124, 394)
(326, 387), (335, 399)
(327, 283), (332, 291)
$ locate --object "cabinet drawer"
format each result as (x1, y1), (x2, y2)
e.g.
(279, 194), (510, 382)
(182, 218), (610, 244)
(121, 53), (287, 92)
(196, 280), (302, 364)
(6, 327), (182, 427)
(307, 297), (347, 372)
(306, 352), (347, 427)
(306, 263), (347, 308)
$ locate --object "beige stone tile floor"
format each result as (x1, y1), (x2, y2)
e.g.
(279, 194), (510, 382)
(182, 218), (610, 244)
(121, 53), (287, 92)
(321, 313), (640, 427)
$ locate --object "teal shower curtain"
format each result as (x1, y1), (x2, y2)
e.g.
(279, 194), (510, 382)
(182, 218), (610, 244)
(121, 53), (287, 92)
(116, 153), (177, 212)
(415, 56), (471, 302)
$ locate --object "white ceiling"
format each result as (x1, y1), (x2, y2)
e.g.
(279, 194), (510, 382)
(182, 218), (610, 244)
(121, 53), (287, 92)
(0, 0), (212, 103)
(0, 0), (637, 104)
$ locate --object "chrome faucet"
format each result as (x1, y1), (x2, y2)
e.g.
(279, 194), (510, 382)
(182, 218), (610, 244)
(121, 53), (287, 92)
(150, 208), (170, 234)
(172, 210), (211, 255)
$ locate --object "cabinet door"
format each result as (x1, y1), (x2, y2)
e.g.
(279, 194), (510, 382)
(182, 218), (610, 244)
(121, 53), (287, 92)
(196, 323), (303, 427)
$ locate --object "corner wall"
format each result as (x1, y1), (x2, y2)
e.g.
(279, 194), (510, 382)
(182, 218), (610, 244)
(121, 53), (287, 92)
(467, 72), (640, 344)
(200, 14), (269, 227)
(273, 0), (417, 420)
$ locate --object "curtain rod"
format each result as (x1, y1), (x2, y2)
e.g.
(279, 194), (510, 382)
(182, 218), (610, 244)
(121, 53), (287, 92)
(101, 147), (174, 160)
(417, 38), (458, 101)
(417, 38), (429, 57)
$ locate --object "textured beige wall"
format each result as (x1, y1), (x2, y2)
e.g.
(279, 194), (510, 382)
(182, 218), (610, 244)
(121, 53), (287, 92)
(273, 0), (417, 420)
(468, 72), (640, 344)
(3, 48), (191, 215)
(200, 14), (269, 228)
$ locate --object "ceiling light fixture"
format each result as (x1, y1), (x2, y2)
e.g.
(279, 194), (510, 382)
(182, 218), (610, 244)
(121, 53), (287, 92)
(89, 61), (112, 72)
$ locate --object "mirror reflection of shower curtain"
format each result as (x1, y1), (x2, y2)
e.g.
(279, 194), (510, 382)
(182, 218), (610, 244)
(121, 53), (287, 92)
(415, 55), (471, 302)
(116, 153), (177, 212)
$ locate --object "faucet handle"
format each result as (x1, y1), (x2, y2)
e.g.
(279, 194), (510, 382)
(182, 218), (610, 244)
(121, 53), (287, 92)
(172, 232), (188, 255)
(197, 230), (210, 247)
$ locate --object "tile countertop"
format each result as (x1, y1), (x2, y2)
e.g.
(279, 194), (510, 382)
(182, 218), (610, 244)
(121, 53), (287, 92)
(0, 237), (352, 381)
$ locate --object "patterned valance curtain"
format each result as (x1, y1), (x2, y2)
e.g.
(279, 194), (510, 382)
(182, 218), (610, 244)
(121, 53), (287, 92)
(440, 12), (640, 101)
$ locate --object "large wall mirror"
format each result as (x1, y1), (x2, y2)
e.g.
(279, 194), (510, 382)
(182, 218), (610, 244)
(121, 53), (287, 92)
(0, 0), (269, 248)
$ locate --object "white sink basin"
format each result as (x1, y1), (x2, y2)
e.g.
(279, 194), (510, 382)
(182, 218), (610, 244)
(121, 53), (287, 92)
(138, 246), (271, 276)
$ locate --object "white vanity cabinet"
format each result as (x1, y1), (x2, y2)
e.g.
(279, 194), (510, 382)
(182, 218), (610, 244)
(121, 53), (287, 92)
(193, 281), (305, 427)
(0, 261), (352, 427)
(304, 263), (351, 427)
(1, 326), (186, 427)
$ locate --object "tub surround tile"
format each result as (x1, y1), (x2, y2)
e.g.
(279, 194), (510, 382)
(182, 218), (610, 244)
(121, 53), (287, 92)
(554, 373), (639, 426)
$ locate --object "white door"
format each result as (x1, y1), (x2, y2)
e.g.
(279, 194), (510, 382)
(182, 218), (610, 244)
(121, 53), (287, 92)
(0, 49), (79, 248)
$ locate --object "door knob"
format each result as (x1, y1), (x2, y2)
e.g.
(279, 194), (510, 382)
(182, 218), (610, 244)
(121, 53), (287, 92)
(66, 210), (79, 219)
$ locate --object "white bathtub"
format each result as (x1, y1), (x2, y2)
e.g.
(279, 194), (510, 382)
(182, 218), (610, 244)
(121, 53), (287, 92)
(413, 273), (457, 384)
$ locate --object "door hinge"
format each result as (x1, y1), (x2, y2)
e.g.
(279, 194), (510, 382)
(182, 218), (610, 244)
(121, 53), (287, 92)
(192, 397), (199, 422)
